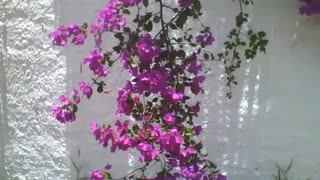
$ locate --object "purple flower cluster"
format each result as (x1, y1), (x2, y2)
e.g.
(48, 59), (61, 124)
(49, 0), (227, 179)
(96, 0), (126, 31)
(49, 0), (133, 47)
(50, 82), (93, 123)
(83, 50), (108, 77)
(137, 34), (162, 63)
(49, 24), (87, 46)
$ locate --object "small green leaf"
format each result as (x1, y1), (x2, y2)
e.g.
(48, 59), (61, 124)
(143, 21), (153, 32)
(143, 0), (149, 7)
(122, 8), (130, 15)
(258, 31), (266, 38)
(97, 83), (103, 93)
(153, 15), (160, 23)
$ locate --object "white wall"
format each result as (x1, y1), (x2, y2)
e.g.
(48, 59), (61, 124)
(0, 0), (69, 179)
(1, 0), (320, 179)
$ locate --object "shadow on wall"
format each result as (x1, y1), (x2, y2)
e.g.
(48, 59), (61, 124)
(0, 16), (9, 180)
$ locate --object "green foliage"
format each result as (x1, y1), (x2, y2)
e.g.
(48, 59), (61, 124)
(206, 0), (268, 99)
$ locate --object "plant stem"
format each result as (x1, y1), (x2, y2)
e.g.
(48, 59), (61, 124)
(159, 0), (170, 51)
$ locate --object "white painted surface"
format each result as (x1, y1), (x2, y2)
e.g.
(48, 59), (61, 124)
(0, 0), (69, 179)
(1, 0), (320, 179)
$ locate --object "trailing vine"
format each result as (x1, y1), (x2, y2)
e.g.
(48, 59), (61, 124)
(202, 0), (268, 98)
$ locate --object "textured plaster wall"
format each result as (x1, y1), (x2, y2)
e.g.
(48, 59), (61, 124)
(1, 0), (320, 180)
(0, 0), (69, 179)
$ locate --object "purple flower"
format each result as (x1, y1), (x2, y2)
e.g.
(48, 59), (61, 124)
(217, 174), (227, 180)
(179, 147), (196, 162)
(97, 0), (126, 31)
(90, 122), (101, 140)
(135, 70), (168, 94)
(71, 89), (81, 104)
(191, 76), (205, 95)
(49, 26), (69, 46)
(116, 88), (133, 116)
(122, 0), (142, 6)
(180, 165), (205, 180)
(49, 24), (87, 46)
(51, 105), (76, 123)
(193, 125), (203, 136)
(168, 158), (179, 167)
(137, 142), (159, 162)
(117, 135), (132, 150)
(183, 53), (202, 75)
(151, 125), (161, 138)
(172, 92), (184, 102)
(90, 170), (105, 180)
(104, 164), (112, 170)
(196, 32), (215, 47)
(120, 50), (132, 69)
(136, 34), (161, 64)
(178, 0), (193, 7)
(83, 50), (108, 77)
(159, 129), (184, 155)
(72, 33), (87, 45)
(163, 113), (175, 125)
(58, 95), (70, 106)
(162, 87), (184, 103)
(79, 82), (93, 97)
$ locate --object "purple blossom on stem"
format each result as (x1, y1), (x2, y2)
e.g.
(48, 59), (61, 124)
(79, 82), (93, 98)
(136, 34), (161, 64)
(163, 113), (176, 125)
(90, 170), (105, 180)
(49, 24), (87, 46)
(97, 0), (126, 31)
(83, 50), (108, 77)
(196, 32), (215, 47)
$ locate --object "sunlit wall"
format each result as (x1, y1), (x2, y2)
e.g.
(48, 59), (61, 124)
(0, 0), (320, 180)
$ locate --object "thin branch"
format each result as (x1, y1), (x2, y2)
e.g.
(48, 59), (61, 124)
(159, 0), (170, 50)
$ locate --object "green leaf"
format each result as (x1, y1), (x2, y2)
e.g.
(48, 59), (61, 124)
(123, 27), (131, 33)
(122, 8), (130, 15)
(143, 0), (149, 7)
(143, 21), (153, 32)
(153, 15), (160, 23)
(178, 50), (186, 59)
(176, 10), (189, 29)
(204, 53), (209, 60)
(112, 45), (122, 53)
(169, 23), (177, 30)
(132, 124), (139, 135)
(258, 31), (266, 38)
(71, 104), (78, 113)
(114, 33), (124, 41)
(97, 83), (103, 93)
(250, 34), (258, 43)
(259, 39), (268, 46)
